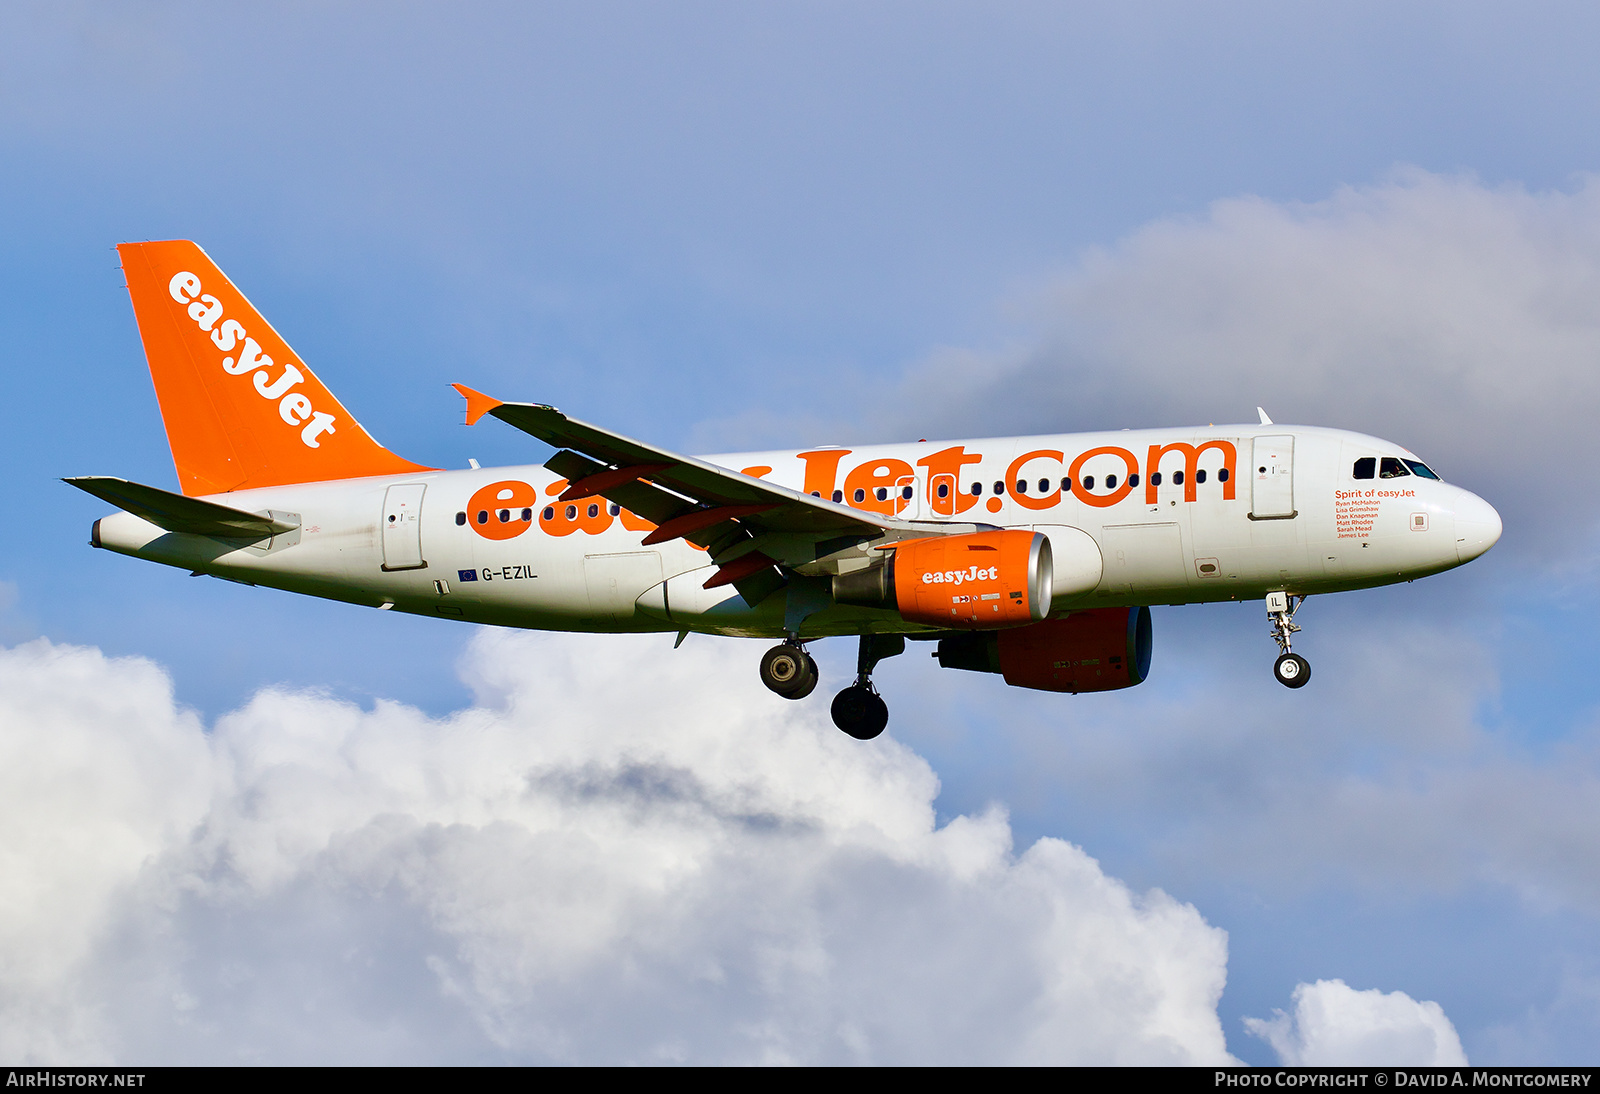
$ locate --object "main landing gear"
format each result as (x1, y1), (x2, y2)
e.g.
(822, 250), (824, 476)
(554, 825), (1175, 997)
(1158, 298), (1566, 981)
(759, 641), (818, 699)
(831, 634), (904, 740)
(756, 633), (905, 739)
(1267, 591), (1311, 689)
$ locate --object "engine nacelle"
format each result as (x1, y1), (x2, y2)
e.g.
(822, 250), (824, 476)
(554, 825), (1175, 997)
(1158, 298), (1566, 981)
(833, 530), (1053, 629)
(934, 606), (1153, 692)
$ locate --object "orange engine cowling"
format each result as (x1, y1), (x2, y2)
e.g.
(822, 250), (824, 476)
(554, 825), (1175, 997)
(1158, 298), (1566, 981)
(933, 606), (1153, 692)
(833, 530), (1053, 629)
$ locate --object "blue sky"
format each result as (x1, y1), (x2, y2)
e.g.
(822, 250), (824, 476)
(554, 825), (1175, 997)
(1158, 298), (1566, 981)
(4, 1), (1600, 1063)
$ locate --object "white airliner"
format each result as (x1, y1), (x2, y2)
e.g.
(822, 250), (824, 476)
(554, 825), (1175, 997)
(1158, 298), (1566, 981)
(71, 241), (1503, 738)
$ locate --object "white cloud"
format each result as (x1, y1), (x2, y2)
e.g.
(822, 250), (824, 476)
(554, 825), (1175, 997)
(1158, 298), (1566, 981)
(0, 639), (212, 1061)
(0, 631), (1235, 1064)
(905, 609), (1600, 917)
(1246, 979), (1467, 1066)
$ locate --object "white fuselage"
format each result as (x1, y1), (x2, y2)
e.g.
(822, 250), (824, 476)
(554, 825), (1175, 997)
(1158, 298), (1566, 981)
(93, 423), (1502, 639)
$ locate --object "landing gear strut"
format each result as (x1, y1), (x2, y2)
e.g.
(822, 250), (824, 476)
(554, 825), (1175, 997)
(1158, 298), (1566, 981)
(831, 634), (904, 740)
(1267, 591), (1311, 689)
(760, 641), (818, 699)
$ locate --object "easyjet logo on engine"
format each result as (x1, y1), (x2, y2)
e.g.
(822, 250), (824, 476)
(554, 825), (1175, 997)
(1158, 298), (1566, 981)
(168, 271), (338, 449)
(922, 566), (999, 586)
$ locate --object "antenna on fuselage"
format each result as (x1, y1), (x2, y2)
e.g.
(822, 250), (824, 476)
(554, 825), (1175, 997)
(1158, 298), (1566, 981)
(1257, 407), (1273, 426)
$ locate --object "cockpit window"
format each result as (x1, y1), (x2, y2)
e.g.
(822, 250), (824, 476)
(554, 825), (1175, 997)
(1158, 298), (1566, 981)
(1379, 457), (1410, 479)
(1403, 459), (1441, 480)
(1352, 457), (1375, 480)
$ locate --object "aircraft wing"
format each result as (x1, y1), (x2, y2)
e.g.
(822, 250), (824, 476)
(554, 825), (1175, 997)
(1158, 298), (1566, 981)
(454, 385), (976, 596)
(64, 476), (298, 540)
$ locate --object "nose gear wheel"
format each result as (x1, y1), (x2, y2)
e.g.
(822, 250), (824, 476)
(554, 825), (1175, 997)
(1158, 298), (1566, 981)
(1274, 652), (1311, 688)
(1266, 592), (1311, 689)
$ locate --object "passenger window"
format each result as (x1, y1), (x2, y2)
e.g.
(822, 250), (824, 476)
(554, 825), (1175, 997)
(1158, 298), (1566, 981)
(455, 511), (467, 526)
(1083, 475), (1095, 490)
(1196, 469), (1207, 484)
(1173, 470), (1184, 486)
(498, 509), (510, 522)
(542, 507), (554, 521)
(1038, 478), (1050, 493)
(993, 481), (1004, 495)
(1150, 472), (1162, 487)
(936, 482), (950, 499)
(587, 503), (599, 518)
(1105, 474), (1118, 490)
(1353, 457), (1375, 479)
(1016, 479), (1028, 493)
(565, 505), (577, 520)
(1129, 474), (1139, 488)
(609, 504), (620, 516)
(875, 487), (888, 501)
(1061, 477), (1073, 492)
(1403, 459), (1441, 480)
(1380, 457), (1410, 479)
(522, 508), (533, 521)
(970, 482), (982, 496)
(1218, 468), (1229, 482)
(832, 490), (843, 503)
(853, 489), (865, 503)
(477, 510), (489, 524)
(901, 485), (913, 499)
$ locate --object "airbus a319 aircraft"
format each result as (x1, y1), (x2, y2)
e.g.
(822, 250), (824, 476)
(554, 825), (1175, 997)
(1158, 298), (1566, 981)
(71, 241), (1503, 739)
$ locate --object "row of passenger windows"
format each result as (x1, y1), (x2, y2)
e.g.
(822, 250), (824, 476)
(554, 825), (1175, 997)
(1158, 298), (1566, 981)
(454, 503), (623, 526)
(449, 460), (1430, 523)
(806, 467), (1231, 504)
(1351, 456), (1441, 481)
(452, 465), (1244, 526)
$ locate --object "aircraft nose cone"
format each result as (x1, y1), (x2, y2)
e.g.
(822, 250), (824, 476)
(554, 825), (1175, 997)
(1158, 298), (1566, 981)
(1454, 490), (1502, 563)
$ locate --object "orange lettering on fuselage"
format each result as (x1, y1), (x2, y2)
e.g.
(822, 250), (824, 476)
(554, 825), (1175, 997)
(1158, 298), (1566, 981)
(1067, 447), (1138, 508)
(1146, 440), (1237, 504)
(843, 458), (915, 514)
(618, 508), (656, 532)
(467, 480), (539, 540)
(918, 446), (984, 515)
(1005, 450), (1063, 511)
(540, 479), (614, 536)
(517, 436), (1242, 548)
(797, 450), (852, 500)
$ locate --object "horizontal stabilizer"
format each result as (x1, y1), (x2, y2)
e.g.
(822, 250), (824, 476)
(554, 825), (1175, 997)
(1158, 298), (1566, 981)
(63, 477), (298, 539)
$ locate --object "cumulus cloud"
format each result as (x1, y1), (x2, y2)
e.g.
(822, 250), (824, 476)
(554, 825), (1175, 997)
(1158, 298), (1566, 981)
(0, 632), (1236, 1064)
(1246, 979), (1467, 1066)
(877, 169), (1600, 563)
(901, 606), (1600, 918)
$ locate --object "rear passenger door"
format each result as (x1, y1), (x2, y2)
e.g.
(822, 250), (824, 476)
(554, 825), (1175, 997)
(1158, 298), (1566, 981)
(381, 483), (428, 571)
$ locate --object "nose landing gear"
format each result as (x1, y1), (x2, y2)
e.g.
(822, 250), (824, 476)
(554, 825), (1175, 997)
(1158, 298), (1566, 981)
(759, 641), (818, 699)
(830, 634), (904, 740)
(1267, 591), (1310, 688)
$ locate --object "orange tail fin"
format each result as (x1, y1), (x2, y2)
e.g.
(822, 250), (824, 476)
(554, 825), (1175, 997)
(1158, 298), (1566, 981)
(117, 240), (432, 496)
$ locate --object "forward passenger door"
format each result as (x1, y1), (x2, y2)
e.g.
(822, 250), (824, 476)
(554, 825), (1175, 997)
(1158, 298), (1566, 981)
(1250, 436), (1296, 520)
